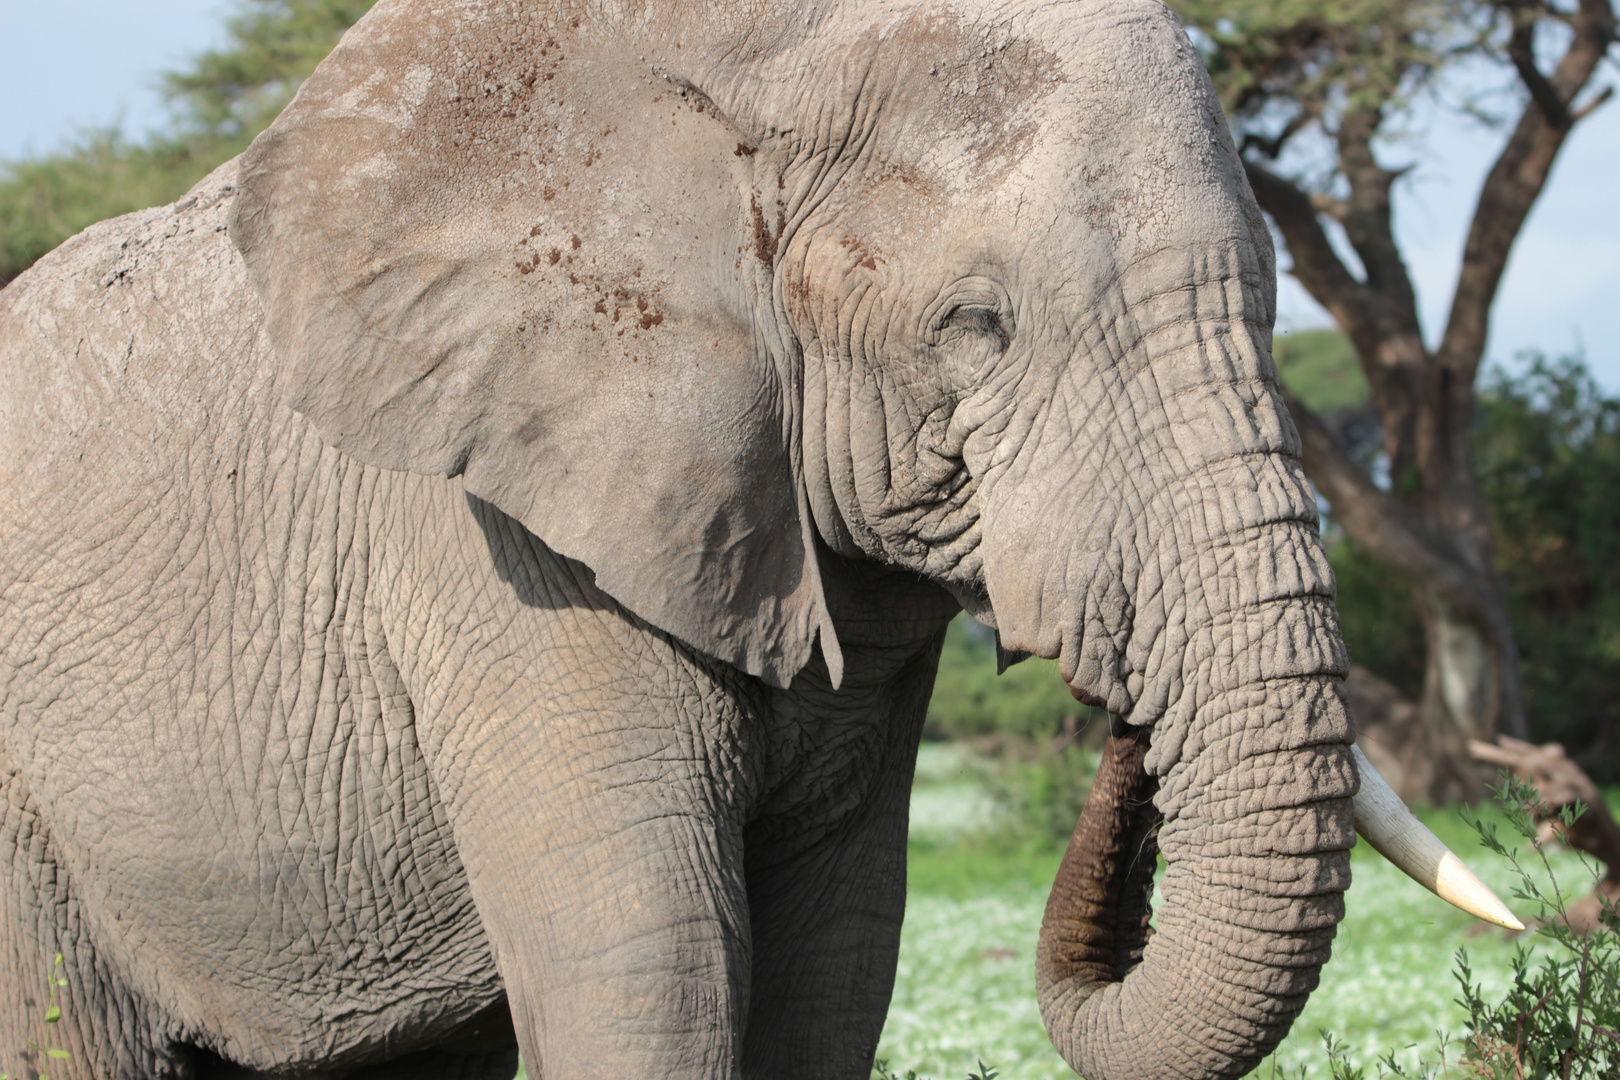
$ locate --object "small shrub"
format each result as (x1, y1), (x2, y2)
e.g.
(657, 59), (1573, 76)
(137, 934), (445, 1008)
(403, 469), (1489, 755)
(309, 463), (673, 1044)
(925, 616), (1105, 743)
(1453, 774), (1618, 1079)
(1265, 773), (1619, 1080)
(0, 952), (71, 1080)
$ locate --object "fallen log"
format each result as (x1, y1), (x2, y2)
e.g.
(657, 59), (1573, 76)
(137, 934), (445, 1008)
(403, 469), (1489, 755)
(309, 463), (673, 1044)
(1468, 736), (1620, 934)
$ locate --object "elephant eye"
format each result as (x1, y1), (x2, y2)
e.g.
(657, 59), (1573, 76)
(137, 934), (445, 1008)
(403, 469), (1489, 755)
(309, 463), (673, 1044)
(938, 304), (1010, 353)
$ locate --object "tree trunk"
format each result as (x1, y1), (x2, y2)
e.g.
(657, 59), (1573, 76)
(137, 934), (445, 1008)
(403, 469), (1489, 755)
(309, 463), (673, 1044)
(1244, 0), (1616, 798)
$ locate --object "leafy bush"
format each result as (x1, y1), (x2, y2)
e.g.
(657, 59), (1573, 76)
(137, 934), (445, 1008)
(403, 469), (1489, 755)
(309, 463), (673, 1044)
(1476, 356), (1620, 782)
(1326, 534), (1427, 700)
(973, 746), (1100, 851)
(1454, 775), (1618, 1079)
(1272, 335), (1620, 779)
(1262, 774), (1619, 1080)
(0, 953), (71, 1080)
(925, 616), (1105, 743)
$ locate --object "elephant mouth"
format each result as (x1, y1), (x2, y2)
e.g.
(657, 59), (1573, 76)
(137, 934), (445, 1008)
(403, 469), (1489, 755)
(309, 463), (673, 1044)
(1036, 719), (1161, 998)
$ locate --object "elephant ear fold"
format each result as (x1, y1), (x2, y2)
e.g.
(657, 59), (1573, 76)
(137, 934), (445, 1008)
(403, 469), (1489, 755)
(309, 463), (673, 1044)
(229, 0), (840, 688)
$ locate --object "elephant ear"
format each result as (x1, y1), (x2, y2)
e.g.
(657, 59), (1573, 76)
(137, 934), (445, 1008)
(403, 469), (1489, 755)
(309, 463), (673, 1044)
(230, 0), (840, 688)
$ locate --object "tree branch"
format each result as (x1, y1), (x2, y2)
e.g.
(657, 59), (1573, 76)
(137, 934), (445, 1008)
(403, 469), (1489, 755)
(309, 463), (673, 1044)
(1334, 107), (1423, 330)
(1244, 160), (1383, 351)
(1284, 392), (1497, 626)
(1508, 18), (1574, 128)
(1437, 0), (1618, 377)
(1572, 83), (1615, 120)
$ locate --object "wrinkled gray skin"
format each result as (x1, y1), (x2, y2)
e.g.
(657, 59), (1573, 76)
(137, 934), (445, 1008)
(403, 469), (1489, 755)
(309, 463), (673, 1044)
(0, 1), (1356, 1078)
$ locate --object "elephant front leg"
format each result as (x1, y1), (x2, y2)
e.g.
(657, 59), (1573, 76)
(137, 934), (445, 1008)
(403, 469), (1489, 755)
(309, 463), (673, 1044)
(740, 660), (933, 1080)
(435, 707), (754, 1080)
(740, 789), (913, 1080)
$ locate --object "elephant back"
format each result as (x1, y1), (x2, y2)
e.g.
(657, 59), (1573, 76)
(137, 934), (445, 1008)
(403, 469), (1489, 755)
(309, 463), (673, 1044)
(0, 160), (268, 508)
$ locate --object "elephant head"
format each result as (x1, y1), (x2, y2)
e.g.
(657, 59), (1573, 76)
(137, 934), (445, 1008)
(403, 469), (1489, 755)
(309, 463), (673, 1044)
(230, 1), (1517, 1076)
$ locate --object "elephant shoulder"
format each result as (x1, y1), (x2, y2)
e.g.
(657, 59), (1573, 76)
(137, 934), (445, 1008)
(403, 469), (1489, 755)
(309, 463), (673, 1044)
(0, 157), (272, 496)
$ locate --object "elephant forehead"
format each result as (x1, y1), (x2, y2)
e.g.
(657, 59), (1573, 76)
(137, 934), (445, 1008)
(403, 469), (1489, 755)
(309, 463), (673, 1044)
(802, 0), (1261, 294)
(932, 3), (1255, 265)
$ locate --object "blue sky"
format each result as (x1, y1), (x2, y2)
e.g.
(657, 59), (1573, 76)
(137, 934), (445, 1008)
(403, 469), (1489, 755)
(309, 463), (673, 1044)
(4, 0), (1617, 387)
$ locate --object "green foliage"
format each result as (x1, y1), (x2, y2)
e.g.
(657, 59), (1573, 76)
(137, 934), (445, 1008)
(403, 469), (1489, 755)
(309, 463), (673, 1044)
(1454, 775), (1619, 1078)
(1169, 0), (1501, 157)
(0, 131), (219, 287)
(925, 616), (1105, 742)
(974, 746), (1100, 851)
(1254, 775), (1619, 1080)
(161, 0), (380, 142)
(1265, 344), (1620, 773)
(0, 952), (71, 1080)
(922, 616), (1105, 849)
(1476, 356), (1620, 780)
(1326, 534), (1427, 699)
(1275, 329), (1372, 415)
(0, 0), (376, 286)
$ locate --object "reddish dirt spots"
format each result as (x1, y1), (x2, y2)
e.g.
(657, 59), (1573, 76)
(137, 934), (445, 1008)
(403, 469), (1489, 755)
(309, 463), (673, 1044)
(840, 234), (882, 272)
(749, 195), (777, 265)
(570, 235), (582, 250)
(542, 188), (555, 201)
(734, 143), (755, 157)
(548, 249), (561, 265)
(529, 224), (544, 237)
(638, 309), (664, 330)
(869, 160), (936, 200)
(594, 299), (608, 315)
(515, 253), (542, 275)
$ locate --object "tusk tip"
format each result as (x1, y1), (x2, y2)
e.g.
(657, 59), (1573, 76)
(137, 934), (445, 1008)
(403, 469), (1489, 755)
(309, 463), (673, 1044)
(1350, 745), (1526, 932)
(1437, 852), (1525, 930)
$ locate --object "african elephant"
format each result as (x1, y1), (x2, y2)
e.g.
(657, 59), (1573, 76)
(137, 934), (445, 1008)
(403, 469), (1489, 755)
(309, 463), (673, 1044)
(0, 1), (1515, 1078)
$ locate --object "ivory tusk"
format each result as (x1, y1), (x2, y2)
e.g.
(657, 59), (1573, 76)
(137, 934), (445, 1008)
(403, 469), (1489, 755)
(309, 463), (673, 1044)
(1350, 745), (1525, 931)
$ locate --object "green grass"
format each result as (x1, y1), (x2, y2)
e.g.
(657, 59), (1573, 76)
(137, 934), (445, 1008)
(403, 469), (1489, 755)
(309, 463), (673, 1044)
(881, 746), (1609, 1080)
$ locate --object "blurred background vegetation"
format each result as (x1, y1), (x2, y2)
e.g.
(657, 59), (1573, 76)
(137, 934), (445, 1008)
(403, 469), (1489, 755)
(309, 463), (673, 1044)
(0, 0), (376, 288)
(1275, 333), (1620, 783)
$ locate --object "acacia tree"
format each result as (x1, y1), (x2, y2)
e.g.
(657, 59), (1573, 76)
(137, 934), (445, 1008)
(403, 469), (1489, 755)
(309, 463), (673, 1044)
(1169, 0), (1618, 800)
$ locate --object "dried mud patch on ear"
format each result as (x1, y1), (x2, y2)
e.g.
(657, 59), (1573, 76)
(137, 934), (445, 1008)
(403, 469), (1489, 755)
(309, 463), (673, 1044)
(508, 225), (667, 343)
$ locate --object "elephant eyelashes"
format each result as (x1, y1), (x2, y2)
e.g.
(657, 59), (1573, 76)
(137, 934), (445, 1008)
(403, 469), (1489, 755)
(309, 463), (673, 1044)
(937, 305), (1011, 353)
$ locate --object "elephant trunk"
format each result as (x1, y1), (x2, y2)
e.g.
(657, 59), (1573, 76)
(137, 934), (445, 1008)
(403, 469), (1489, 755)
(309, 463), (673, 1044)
(1037, 674), (1356, 1080)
